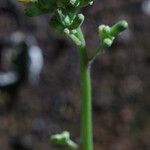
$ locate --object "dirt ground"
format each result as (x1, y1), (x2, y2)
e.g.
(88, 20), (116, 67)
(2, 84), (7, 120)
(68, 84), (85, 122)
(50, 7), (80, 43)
(0, 0), (150, 150)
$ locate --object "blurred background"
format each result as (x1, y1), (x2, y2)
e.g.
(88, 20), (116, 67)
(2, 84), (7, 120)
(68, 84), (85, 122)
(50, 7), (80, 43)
(0, 0), (150, 150)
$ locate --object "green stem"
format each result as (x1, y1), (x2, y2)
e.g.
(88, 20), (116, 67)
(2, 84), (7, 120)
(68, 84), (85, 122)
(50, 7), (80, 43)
(78, 45), (93, 150)
(89, 45), (103, 63)
(68, 27), (93, 150)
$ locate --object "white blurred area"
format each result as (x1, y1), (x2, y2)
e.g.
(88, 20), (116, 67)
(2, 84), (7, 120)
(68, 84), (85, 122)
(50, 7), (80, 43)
(0, 31), (44, 87)
(11, 31), (44, 85)
(0, 71), (18, 86)
(142, 0), (150, 16)
(28, 45), (44, 85)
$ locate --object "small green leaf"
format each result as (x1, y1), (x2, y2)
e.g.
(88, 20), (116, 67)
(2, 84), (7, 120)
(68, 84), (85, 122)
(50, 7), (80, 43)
(25, 0), (56, 16)
(25, 4), (42, 16)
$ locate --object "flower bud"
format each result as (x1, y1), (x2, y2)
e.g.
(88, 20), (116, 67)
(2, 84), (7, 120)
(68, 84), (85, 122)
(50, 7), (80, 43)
(98, 20), (128, 48)
(51, 131), (78, 150)
(103, 38), (113, 48)
(81, 0), (94, 6)
(69, 14), (85, 30)
(110, 20), (128, 37)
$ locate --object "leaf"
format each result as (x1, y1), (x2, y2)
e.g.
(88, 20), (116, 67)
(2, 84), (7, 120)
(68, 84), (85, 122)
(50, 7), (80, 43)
(25, 4), (42, 16)
(25, 0), (56, 16)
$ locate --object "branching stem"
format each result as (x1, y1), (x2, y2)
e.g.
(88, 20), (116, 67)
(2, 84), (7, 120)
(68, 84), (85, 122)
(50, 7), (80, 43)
(89, 46), (103, 64)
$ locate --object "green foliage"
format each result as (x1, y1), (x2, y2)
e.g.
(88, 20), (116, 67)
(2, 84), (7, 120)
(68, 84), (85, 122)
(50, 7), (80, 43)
(24, 0), (93, 32)
(25, 0), (56, 16)
(22, 0), (94, 47)
(22, 0), (128, 49)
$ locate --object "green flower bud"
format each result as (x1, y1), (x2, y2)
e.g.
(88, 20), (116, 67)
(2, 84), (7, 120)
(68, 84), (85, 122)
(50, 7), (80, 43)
(70, 29), (77, 34)
(50, 131), (78, 150)
(51, 131), (69, 145)
(69, 14), (85, 30)
(98, 25), (113, 47)
(64, 28), (70, 34)
(81, 0), (94, 6)
(110, 20), (128, 37)
(56, 9), (76, 28)
(103, 38), (113, 48)
(56, 9), (65, 24)
(57, 0), (80, 10)
(70, 0), (80, 7)
(103, 25), (111, 34)
(64, 16), (72, 26)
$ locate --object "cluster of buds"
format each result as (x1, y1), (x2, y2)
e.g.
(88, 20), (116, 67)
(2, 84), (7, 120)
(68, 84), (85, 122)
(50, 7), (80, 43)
(98, 20), (128, 48)
(19, 0), (128, 48)
(50, 131), (78, 150)
(19, 0), (94, 34)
